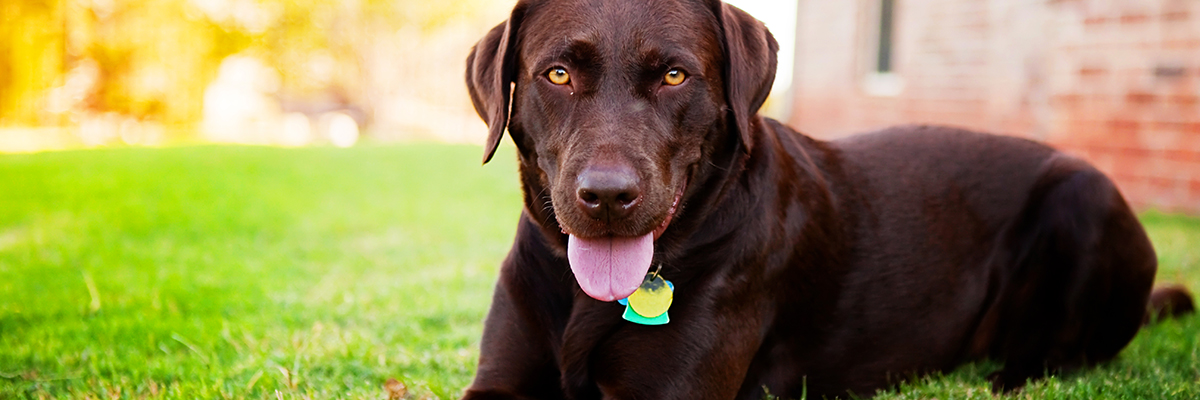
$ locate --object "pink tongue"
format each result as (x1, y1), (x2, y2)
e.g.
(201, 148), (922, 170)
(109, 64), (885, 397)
(567, 233), (654, 301)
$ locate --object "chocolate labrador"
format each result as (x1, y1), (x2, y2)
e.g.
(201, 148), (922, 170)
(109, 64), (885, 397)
(462, 0), (1193, 398)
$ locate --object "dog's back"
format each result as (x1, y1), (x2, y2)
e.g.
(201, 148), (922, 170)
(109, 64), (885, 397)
(778, 123), (1161, 393)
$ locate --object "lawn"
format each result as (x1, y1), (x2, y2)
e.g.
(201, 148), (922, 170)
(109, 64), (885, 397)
(0, 144), (1196, 399)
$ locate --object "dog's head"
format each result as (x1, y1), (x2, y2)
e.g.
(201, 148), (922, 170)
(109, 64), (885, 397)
(467, 0), (778, 301)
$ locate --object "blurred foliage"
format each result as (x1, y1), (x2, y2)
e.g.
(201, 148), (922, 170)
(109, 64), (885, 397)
(0, 0), (497, 128)
(0, 0), (68, 125)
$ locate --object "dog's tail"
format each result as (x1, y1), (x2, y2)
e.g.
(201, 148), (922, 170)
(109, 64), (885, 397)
(1143, 284), (1195, 325)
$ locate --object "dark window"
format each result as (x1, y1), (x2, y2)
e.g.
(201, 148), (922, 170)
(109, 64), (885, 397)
(876, 0), (895, 73)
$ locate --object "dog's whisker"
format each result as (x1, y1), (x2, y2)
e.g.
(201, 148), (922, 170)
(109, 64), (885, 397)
(705, 159), (730, 172)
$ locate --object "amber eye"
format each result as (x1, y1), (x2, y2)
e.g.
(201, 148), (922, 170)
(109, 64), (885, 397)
(548, 68), (570, 85)
(664, 69), (686, 86)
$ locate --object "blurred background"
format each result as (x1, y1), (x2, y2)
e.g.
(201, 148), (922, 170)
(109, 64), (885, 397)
(0, 0), (522, 150)
(0, 0), (794, 148)
(2, 0), (1199, 214)
(792, 0), (1200, 214)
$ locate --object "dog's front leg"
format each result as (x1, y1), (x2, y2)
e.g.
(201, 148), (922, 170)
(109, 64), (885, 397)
(463, 242), (572, 400)
(580, 295), (768, 400)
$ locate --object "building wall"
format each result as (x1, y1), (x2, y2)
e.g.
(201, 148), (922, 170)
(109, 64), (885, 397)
(789, 0), (1200, 213)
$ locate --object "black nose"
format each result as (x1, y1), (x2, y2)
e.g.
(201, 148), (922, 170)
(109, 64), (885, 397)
(576, 164), (642, 221)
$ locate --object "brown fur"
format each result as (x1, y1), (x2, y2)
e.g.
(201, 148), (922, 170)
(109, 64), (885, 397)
(462, 0), (1192, 398)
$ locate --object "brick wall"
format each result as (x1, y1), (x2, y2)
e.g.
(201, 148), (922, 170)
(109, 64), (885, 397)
(789, 0), (1200, 213)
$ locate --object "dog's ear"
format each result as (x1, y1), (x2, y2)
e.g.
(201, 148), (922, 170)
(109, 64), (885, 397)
(716, 2), (779, 154)
(466, 4), (527, 164)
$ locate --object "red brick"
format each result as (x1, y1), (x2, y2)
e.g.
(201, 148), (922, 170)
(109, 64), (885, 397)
(1180, 132), (1200, 153)
(1168, 95), (1200, 106)
(1112, 151), (1149, 178)
(1107, 119), (1141, 134)
(1126, 91), (1157, 105)
(1164, 39), (1200, 49)
(1151, 121), (1193, 132)
(1052, 94), (1084, 107)
(1151, 155), (1200, 187)
(1077, 145), (1111, 162)
(1146, 156), (1177, 180)
(1120, 14), (1150, 24)
(1183, 159), (1200, 183)
(1189, 179), (1200, 197)
(1146, 176), (1186, 205)
(1079, 67), (1107, 77)
(1163, 10), (1190, 22)
(791, 0), (1200, 213)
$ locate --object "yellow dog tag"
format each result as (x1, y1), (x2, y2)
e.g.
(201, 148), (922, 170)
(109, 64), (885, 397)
(627, 273), (672, 318)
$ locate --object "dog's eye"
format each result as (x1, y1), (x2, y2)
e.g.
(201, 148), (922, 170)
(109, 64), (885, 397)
(548, 68), (571, 85)
(663, 69), (686, 86)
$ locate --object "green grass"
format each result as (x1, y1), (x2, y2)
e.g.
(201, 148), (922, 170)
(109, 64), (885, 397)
(0, 144), (1196, 399)
(0, 144), (522, 399)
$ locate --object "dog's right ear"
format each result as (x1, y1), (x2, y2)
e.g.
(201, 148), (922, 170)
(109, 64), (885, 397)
(466, 4), (527, 165)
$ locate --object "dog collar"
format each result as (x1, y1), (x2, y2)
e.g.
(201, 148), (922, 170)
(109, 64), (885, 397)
(618, 269), (673, 325)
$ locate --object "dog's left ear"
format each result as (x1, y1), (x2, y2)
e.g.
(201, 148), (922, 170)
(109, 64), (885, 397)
(715, 2), (779, 154)
(466, 3), (527, 164)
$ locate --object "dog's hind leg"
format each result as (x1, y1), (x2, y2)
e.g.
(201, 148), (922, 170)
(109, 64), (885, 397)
(985, 155), (1157, 393)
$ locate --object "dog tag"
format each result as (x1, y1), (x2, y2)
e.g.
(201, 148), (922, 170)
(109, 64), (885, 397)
(623, 304), (669, 325)
(629, 274), (673, 317)
(619, 274), (674, 325)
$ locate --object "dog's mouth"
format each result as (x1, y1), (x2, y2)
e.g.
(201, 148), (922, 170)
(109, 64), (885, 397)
(564, 181), (685, 302)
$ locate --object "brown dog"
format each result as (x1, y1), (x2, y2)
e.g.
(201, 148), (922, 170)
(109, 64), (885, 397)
(463, 0), (1191, 398)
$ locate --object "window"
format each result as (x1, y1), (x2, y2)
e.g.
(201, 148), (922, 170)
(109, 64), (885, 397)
(876, 0), (894, 73)
(862, 0), (903, 96)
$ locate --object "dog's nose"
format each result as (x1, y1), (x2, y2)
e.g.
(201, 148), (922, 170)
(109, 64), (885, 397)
(576, 164), (642, 221)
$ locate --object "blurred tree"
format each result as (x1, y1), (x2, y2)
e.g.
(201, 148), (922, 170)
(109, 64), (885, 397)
(1, 0), (253, 127)
(0, 0), (503, 130)
(0, 0), (66, 125)
(85, 0), (254, 124)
